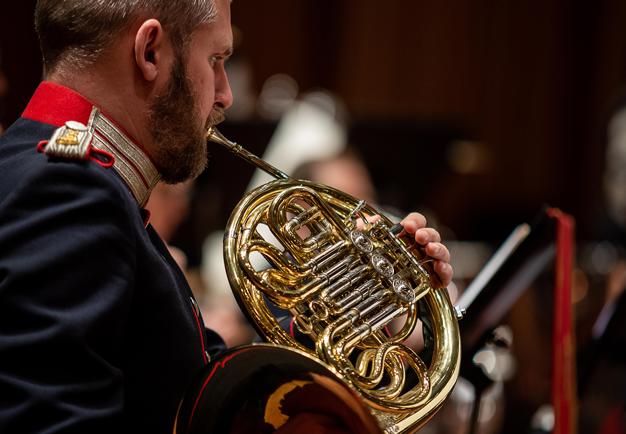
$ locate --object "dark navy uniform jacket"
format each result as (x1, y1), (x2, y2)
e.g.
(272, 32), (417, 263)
(0, 82), (225, 433)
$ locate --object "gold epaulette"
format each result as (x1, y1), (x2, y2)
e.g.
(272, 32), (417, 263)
(42, 121), (93, 160)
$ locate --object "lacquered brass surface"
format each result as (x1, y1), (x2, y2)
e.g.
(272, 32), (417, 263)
(207, 127), (461, 433)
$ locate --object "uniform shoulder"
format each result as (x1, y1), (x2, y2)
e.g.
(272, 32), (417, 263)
(0, 124), (135, 216)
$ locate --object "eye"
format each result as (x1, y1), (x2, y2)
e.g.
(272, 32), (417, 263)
(209, 55), (224, 67)
(209, 49), (233, 67)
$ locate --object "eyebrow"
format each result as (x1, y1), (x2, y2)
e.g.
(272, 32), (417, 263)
(219, 46), (234, 59)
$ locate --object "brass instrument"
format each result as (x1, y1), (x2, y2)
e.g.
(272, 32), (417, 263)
(177, 128), (462, 434)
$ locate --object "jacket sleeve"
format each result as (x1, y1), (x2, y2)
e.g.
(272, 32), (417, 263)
(0, 161), (136, 434)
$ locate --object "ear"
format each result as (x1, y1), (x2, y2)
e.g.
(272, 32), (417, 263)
(134, 19), (167, 82)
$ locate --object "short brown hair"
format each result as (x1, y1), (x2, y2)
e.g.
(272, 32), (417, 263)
(35, 0), (217, 73)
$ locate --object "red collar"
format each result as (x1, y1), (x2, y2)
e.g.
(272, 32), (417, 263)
(23, 81), (161, 208)
(22, 81), (144, 147)
(22, 81), (96, 127)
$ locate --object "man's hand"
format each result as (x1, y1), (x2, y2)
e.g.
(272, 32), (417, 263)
(400, 212), (453, 288)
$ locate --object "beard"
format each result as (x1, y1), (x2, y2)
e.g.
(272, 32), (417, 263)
(147, 54), (225, 184)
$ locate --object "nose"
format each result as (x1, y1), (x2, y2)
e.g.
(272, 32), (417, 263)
(214, 64), (233, 110)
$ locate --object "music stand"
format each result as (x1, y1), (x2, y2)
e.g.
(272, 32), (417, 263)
(455, 207), (559, 433)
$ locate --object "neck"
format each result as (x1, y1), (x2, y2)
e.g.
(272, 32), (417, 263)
(46, 57), (155, 154)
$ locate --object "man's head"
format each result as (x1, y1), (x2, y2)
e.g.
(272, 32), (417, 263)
(35, 0), (216, 74)
(35, 0), (234, 183)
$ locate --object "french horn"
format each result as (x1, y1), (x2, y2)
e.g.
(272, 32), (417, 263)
(175, 128), (462, 434)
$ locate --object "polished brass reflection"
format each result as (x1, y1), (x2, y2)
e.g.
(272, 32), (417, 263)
(206, 127), (461, 433)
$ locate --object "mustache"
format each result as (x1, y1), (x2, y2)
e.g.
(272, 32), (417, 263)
(207, 107), (226, 127)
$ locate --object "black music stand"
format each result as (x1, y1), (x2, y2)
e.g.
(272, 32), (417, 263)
(455, 207), (559, 434)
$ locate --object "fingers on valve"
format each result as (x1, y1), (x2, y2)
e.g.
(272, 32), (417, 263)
(425, 242), (450, 262)
(400, 212), (427, 233)
(414, 227), (441, 245)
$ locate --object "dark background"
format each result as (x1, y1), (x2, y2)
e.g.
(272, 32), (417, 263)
(3, 1), (626, 242)
(2, 2), (626, 433)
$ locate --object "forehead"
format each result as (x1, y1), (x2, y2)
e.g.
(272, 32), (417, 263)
(191, 0), (233, 50)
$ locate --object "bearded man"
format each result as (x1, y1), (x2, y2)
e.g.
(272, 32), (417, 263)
(0, 0), (453, 432)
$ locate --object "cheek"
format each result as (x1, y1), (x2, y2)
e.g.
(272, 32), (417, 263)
(192, 69), (216, 118)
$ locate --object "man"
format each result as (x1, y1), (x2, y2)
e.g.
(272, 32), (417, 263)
(0, 0), (453, 433)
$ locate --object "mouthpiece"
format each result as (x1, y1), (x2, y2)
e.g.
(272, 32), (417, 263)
(206, 127), (290, 181)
